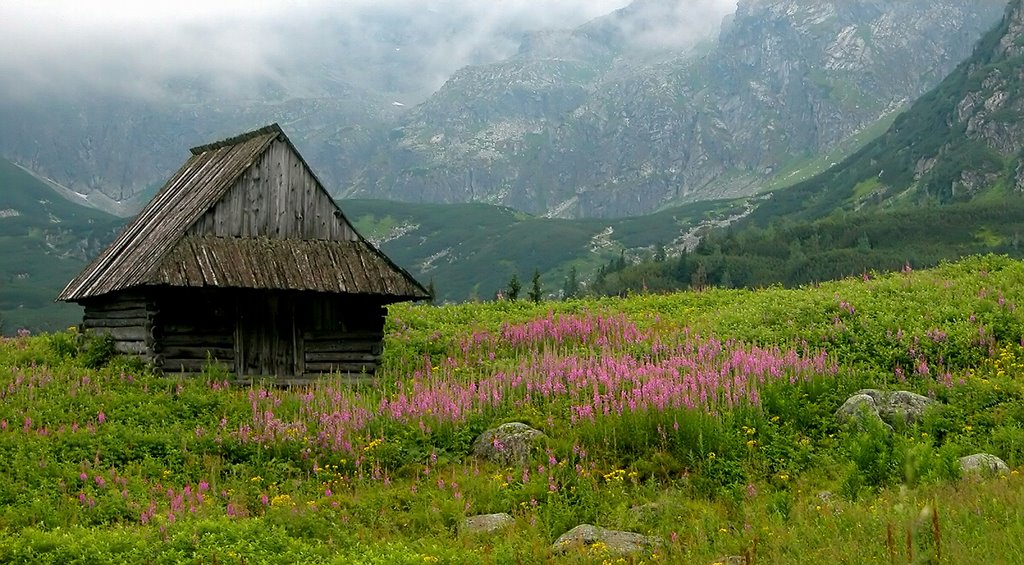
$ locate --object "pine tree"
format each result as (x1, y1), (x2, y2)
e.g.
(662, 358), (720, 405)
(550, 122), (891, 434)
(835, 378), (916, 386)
(528, 269), (543, 303)
(691, 261), (708, 292)
(507, 274), (522, 301)
(426, 278), (437, 305)
(562, 266), (580, 299)
(653, 242), (667, 263)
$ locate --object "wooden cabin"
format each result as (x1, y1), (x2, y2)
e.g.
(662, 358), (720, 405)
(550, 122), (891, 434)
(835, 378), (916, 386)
(58, 124), (429, 382)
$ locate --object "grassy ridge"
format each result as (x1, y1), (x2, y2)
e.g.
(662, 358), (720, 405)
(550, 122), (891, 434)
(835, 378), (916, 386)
(1, 256), (1023, 562)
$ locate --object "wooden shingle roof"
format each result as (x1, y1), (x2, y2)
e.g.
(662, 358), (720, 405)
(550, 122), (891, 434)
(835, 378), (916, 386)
(59, 124), (428, 302)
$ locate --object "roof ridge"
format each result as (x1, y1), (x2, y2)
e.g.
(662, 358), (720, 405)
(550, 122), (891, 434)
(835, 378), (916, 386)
(190, 123), (283, 155)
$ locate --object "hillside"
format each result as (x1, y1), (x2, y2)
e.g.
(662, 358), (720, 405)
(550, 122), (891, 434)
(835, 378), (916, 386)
(752, 0), (1024, 222)
(351, 0), (1005, 217)
(342, 197), (744, 301)
(0, 159), (121, 333)
(1, 256), (1023, 562)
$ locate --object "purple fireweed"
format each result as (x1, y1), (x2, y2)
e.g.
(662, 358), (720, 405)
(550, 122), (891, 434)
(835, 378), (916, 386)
(226, 313), (836, 457)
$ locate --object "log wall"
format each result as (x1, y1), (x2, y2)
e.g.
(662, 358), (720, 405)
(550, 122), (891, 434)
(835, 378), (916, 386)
(298, 297), (387, 381)
(84, 289), (390, 383)
(156, 290), (235, 374)
(81, 292), (157, 363)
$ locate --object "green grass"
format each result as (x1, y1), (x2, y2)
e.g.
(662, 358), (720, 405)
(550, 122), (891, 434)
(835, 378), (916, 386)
(1, 256), (1024, 562)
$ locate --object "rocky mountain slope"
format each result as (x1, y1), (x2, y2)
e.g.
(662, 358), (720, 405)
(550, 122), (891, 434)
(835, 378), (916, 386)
(350, 0), (1006, 217)
(752, 0), (1024, 222)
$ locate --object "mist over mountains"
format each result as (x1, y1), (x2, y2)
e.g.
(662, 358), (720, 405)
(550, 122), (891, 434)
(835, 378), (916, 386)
(0, 0), (1011, 219)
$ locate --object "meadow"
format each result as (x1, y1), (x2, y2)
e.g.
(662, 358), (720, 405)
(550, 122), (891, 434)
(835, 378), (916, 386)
(1, 255), (1024, 563)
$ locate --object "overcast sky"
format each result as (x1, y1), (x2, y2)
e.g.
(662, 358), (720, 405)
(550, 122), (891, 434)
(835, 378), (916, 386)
(0, 0), (738, 103)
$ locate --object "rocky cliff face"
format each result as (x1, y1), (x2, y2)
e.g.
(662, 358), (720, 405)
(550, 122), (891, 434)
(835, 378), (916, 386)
(750, 0), (1024, 220)
(351, 0), (1006, 217)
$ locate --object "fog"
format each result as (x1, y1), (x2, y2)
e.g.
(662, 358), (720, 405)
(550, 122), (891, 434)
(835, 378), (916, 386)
(0, 0), (738, 103)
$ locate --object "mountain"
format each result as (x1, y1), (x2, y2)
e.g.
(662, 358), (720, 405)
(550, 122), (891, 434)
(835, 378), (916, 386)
(752, 0), (1024, 222)
(349, 0), (1006, 217)
(583, 0), (1024, 296)
(0, 4), (622, 216)
(0, 158), (122, 333)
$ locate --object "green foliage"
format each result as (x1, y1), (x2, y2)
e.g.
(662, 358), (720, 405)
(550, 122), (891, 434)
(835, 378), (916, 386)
(593, 200), (1024, 297)
(506, 273), (521, 301)
(528, 269), (543, 303)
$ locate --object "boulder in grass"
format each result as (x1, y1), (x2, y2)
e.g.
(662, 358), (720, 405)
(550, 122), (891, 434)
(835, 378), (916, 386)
(551, 524), (662, 556)
(461, 513), (514, 535)
(471, 422), (544, 466)
(959, 453), (1010, 477)
(836, 389), (935, 429)
(835, 394), (893, 431)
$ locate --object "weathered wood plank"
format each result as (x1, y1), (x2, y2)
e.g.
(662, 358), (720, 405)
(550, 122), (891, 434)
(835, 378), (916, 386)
(84, 317), (149, 329)
(113, 341), (150, 355)
(161, 324), (233, 335)
(304, 362), (376, 373)
(160, 346), (234, 360)
(304, 352), (379, 363)
(163, 358), (230, 373)
(303, 340), (381, 354)
(88, 326), (149, 342)
(303, 331), (384, 341)
(84, 307), (151, 320)
(160, 335), (234, 349)
(85, 300), (151, 313)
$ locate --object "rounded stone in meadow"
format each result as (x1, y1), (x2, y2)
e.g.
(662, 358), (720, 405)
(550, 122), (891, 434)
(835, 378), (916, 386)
(835, 389), (935, 430)
(471, 422), (545, 466)
(551, 524), (662, 556)
(872, 390), (934, 425)
(461, 513), (515, 535)
(959, 453), (1010, 477)
(629, 502), (661, 521)
(835, 393), (892, 431)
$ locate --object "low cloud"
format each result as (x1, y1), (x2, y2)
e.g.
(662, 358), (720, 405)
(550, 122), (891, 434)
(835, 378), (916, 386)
(0, 0), (737, 103)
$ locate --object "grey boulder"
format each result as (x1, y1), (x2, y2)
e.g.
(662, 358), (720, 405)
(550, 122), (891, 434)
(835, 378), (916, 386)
(471, 422), (545, 466)
(836, 389), (935, 429)
(959, 453), (1010, 477)
(551, 524), (661, 556)
(461, 513), (515, 535)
